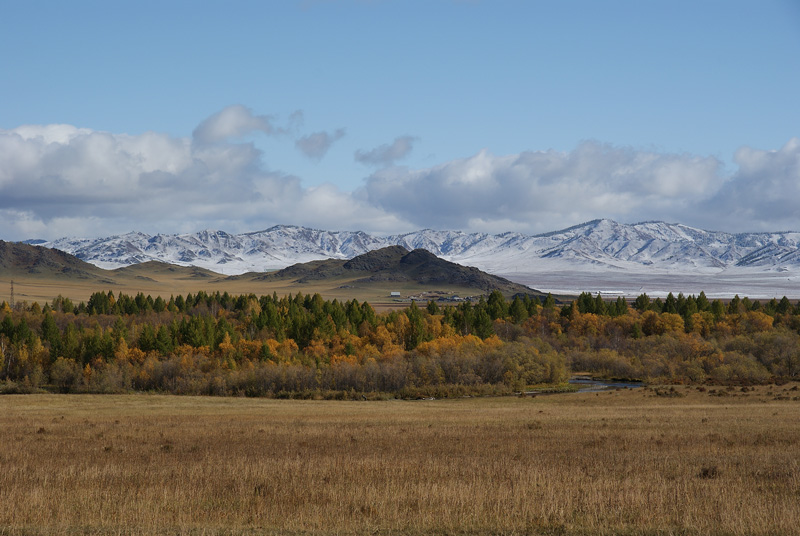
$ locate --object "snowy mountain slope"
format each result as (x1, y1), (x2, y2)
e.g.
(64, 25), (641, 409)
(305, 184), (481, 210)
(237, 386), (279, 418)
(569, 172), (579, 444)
(40, 220), (800, 281)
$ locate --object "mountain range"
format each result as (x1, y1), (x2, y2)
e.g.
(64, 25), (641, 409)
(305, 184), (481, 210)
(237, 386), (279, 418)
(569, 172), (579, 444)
(37, 219), (800, 298)
(40, 219), (800, 273)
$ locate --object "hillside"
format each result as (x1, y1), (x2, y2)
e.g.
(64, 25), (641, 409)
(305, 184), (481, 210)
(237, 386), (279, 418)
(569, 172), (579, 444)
(0, 240), (105, 280)
(0, 242), (232, 305)
(241, 246), (537, 297)
(110, 261), (220, 280)
(0, 242), (537, 305)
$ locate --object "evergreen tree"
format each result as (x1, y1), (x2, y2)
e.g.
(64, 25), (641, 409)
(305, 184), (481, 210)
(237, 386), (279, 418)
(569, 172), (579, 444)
(40, 311), (61, 362)
(473, 306), (494, 339)
(138, 324), (157, 353)
(676, 293), (686, 314)
(524, 295), (540, 317)
(696, 291), (710, 312)
(0, 314), (14, 340)
(681, 296), (698, 320)
(576, 292), (595, 314)
(88, 291), (112, 315)
(360, 301), (377, 328)
(663, 293), (677, 314)
(613, 296), (628, 317)
(454, 301), (474, 335)
(594, 294), (607, 315)
(15, 318), (30, 345)
(487, 290), (508, 320)
(509, 296), (529, 323)
(634, 293), (650, 312)
(155, 325), (174, 354)
(777, 296), (792, 315)
(153, 296), (167, 313)
(711, 299), (726, 319)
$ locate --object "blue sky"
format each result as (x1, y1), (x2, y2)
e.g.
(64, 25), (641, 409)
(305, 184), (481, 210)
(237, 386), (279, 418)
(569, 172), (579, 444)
(1, 0), (799, 240)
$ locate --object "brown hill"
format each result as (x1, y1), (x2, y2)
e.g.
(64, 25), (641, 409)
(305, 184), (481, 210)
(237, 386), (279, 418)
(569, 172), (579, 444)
(110, 261), (220, 280)
(0, 240), (105, 280)
(247, 246), (540, 296)
(0, 242), (229, 305)
(0, 242), (544, 305)
(0, 242), (218, 282)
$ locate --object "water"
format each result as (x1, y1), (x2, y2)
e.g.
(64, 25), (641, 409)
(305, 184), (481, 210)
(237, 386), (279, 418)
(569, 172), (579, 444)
(568, 376), (644, 393)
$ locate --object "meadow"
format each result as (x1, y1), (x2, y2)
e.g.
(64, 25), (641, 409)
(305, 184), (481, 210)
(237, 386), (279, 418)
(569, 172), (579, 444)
(0, 265), (510, 312)
(1, 386), (798, 535)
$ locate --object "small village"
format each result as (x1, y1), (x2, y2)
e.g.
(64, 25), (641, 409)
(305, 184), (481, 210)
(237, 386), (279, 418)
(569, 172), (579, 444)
(389, 290), (479, 303)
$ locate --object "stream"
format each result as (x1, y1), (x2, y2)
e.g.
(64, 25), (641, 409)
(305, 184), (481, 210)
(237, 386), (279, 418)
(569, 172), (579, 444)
(568, 376), (644, 393)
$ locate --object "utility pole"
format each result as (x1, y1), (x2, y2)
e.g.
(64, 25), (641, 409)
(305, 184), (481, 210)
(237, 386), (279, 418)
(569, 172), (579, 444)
(9, 280), (14, 309)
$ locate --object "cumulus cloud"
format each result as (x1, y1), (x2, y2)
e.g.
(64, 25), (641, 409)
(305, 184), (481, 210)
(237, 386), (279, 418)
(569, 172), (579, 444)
(295, 128), (346, 161)
(695, 137), (800, 231)
(0, 109), (406, 241)
(355, 136), (416, 166)
(1, 105), (798, 241)
(362, 141), (726, 233)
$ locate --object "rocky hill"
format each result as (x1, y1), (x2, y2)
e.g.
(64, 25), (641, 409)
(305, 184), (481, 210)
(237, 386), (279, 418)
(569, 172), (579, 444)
(247, 246), (536, 296)
(0, 240), (103, 280)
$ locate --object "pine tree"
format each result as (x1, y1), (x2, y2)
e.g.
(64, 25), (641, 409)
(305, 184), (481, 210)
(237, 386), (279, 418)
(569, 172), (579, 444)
(509, 296), (528, 323)
(634, 293), (650, 312)
(696, 291), (710, 312)
(594, 294), (607, 315)
(613, 296), (628, 316)
(487, 290), (508, 320)
(664, 293), (677, 314)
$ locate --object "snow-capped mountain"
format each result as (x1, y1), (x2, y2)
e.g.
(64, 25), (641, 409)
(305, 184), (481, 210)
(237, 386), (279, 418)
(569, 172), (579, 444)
(43, 226), (389, 273)
(40, 219), (800, 278)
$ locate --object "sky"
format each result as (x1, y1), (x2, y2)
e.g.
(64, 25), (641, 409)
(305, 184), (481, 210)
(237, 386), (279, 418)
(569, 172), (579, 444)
(1, 0), (799, 241)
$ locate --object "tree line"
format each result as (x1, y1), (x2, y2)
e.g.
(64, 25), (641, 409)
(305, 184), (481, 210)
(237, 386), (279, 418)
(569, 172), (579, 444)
(1, 288), (798, 397)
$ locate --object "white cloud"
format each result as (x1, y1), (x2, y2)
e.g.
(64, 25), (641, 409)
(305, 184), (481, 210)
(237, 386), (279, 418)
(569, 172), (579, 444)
(191, 104), (302, 144)
(295, 128), (346, 161)
(0, 209), (49, 240)
(0, 106), (798, 241)
(0, 108), (412, 241)
(362, 141), (727, 233)
(695, 137), (800, 231)
(354, 136), (417, 166)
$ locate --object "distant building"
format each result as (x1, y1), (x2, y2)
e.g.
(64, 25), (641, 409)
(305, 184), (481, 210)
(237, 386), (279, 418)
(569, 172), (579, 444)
(390, 292), (401, 297)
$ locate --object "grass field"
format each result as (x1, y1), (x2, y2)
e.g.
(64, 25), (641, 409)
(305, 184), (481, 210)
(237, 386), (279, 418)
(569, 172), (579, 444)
(1, 385), (799, 535)
(0, 272), (494, 313)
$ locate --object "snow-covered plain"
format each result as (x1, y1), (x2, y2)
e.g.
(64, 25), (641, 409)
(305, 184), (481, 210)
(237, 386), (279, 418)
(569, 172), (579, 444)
(499, 263), (800, 300)
(41, 219), (800, 299)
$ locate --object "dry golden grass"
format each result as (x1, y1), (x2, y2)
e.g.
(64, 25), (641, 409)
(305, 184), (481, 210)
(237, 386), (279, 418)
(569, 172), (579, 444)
(1, 385), (798, 535)
(0, 272), (481, 312)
